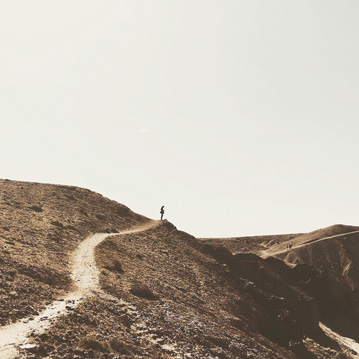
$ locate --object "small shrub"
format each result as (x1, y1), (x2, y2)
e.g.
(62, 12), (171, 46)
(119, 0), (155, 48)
(130, 283), (160, 300)
(104, 258), (124, 273)
(112, 259), (124, 273)
(101, 269), (108, 276)
(80, 334), (109, 352)
(110, 338), (132, 354)
(119, 314), (132, 328)
(51, 220), (64, 228)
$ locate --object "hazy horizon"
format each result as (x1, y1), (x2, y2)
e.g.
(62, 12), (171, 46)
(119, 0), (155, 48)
(1, 1), (359, 237)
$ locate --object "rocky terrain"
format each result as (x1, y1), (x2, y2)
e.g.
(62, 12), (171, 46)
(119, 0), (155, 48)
(1, 179), (359, 358)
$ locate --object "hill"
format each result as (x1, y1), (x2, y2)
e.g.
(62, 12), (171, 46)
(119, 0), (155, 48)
(200, 233), (301, 254)
(202, 224), (359, 358)
(0, 179), (146, 327)
(1, 179), (359, 358)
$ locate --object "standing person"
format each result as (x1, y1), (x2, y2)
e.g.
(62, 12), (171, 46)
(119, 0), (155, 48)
(160, 205), (165, 220)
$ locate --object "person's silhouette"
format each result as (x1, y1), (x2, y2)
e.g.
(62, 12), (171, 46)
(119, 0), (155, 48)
(160, 205), (165, 220)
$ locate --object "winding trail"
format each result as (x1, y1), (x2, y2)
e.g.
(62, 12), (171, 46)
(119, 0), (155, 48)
(261, 230), (359, 259)
(0, 220), (160, 358)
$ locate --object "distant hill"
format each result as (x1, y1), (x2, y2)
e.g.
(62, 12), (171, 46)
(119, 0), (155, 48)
(199, 232), (301, 254)
(201, 223), (359, 357)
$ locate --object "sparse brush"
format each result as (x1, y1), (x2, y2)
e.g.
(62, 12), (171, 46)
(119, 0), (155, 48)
(110, 338), (132, 354)
(100, 269), (108, 276)
(102, 257), (124, 273)
(130, 283), (160, 300)
(96, 213), (106, 221)
(112, 258), (124, 273)
(79, 334), (110, 352)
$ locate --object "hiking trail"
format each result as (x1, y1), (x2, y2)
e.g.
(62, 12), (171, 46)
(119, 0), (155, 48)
(0, 220), (160, 358)
(261, 230), (359, 259)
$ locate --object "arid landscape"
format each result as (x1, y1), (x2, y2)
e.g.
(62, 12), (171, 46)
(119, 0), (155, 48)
(1, 179), (359, 358)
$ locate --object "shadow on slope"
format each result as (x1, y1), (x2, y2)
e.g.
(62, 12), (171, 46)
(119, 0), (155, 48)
(277, 230), (359, 341)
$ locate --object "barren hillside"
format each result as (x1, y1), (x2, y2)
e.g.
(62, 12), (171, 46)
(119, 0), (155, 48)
(0, 179), (146, 327)
(1, 179), (358, 358)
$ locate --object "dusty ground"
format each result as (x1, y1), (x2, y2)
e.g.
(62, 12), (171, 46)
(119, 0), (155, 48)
(1, 179), (359, 358)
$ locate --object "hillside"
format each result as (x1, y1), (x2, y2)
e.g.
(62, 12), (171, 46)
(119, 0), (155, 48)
(0, 179), (359, 358)
(0, 179), (146, 328)
(202, 224), (359, 358)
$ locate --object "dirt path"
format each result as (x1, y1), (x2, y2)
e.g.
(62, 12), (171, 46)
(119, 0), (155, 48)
(0, 220), (160, 358)
(261, 230), (359, 259)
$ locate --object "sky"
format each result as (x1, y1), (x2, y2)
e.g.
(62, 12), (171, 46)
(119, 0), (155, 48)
(1, 1), (359, 237)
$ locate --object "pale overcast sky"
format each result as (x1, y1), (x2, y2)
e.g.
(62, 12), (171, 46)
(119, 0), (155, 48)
(1, 1), (358, 237)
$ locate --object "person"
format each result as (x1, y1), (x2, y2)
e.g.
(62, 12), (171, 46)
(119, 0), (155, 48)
(160, 205), (165, 220)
